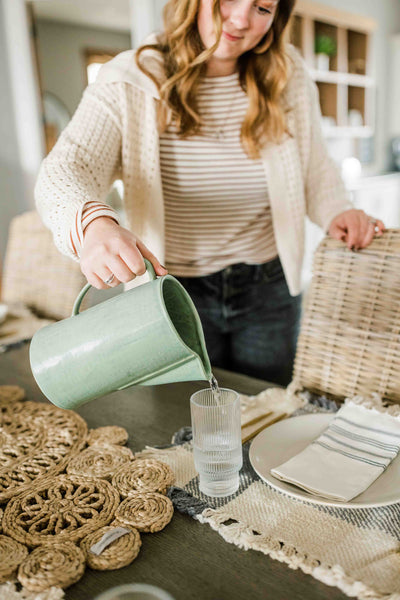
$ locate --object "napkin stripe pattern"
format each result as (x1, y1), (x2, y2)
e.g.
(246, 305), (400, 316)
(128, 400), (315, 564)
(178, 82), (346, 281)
(329, 423), (400, 453)
(321, 434), (393, 461)
(314, 440), (388, 470)
(335, 415), (400, 440)
(311, 412), (400, 471)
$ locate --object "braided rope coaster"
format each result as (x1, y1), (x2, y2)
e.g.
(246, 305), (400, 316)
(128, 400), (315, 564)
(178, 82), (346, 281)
(0, 398), (87, 503)
(17, 541), (85, 591)
(3, 474), (120, 546)
(112, 459), (175, 497)
(80, 522), (141, 571)
(115, 492), (174, 533)
(0, 535), (29, 583)
(66, 445), (133, 480)
(87, 426), (129, 447)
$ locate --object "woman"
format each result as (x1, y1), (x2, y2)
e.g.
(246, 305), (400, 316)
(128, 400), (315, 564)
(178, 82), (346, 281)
(35, 0), (384, 386)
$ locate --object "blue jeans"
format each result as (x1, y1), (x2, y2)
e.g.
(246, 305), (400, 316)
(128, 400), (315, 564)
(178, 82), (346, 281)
(175, 256), (302, 387)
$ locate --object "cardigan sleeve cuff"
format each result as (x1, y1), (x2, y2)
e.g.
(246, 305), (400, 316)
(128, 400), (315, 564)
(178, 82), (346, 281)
(69, 201), (119, 258)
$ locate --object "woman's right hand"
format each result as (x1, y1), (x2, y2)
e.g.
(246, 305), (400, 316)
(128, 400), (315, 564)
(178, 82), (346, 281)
(80, 217), (168, 289)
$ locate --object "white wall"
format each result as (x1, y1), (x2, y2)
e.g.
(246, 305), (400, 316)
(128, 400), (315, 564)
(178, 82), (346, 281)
(0, 0), (44, 264)
(129, 0), (165, 45)
(154, 0), (166, 30)
(388, 34), (400, 145)
(36, 20), (131, 116)
(0, 15), (26, 262)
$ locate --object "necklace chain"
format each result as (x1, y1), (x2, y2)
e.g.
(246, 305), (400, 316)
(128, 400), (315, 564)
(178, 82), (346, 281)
(202, 79), (242, 141)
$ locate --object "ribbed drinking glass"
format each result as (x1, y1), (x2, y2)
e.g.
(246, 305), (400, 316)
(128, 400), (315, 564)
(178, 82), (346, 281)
(190, 388), (242, 497)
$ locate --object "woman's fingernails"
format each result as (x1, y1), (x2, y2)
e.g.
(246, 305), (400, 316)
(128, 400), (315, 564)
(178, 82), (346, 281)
(160, 264), (168, 271)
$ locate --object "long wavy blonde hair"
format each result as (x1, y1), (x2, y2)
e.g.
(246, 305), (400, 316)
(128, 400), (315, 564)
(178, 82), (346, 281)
(136, 0), (296, 158)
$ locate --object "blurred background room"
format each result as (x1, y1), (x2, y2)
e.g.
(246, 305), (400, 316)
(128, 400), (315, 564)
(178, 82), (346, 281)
(1, 0), (400, 321)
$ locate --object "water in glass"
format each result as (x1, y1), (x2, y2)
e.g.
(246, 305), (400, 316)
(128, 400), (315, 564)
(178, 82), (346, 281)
(191, 386), (242, 497)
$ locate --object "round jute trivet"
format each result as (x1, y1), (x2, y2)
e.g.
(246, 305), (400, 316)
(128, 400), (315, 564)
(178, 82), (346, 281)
(3, 474), (120, 546)
(66, 445), (133, 480)
(0, 534), (29, 583)
(18, 541), (85, 591)
(115, 492), (174, 533)
(0, 385), (25, 404)
(87, 426), (129, 447)
(112, 459), (175, 497)
(80, 522), (141, 570)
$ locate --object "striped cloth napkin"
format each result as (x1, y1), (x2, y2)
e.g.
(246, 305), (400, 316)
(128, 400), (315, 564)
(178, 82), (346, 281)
(271, 400), (400, 502)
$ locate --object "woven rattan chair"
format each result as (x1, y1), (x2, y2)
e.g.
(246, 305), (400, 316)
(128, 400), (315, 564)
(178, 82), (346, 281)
(293, 229), (400, 404)
(1, 211), (86, 320)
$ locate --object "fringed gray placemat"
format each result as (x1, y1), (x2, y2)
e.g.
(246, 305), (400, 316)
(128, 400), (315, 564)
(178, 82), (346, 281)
(136, 396), (400, 600)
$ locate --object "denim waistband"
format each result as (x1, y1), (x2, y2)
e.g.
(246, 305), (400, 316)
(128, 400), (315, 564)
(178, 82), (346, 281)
(175, 255), (283, 289)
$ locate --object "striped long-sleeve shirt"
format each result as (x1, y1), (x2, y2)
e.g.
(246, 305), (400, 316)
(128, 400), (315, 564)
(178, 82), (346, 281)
(160, 72), (277, 277)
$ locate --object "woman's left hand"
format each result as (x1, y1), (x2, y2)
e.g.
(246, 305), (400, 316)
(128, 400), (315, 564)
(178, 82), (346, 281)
(328, 209), (385, 250)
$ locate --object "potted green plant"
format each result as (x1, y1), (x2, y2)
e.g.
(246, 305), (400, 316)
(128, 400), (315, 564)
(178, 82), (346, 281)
(314, 34), (337, 71)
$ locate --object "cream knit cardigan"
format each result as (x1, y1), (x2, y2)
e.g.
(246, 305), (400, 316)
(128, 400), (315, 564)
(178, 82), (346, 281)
(35, 43), (352, 296)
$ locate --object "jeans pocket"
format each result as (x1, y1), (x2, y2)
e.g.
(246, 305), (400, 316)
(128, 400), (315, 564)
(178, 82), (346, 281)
(261, 256), (285, 283)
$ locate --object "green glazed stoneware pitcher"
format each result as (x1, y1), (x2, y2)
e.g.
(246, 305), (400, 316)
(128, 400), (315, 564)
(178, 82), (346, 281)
(30, 260), (212, 410)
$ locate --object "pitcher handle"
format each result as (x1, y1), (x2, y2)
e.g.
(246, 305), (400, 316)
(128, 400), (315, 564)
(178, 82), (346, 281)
(71, 259), (157, 316)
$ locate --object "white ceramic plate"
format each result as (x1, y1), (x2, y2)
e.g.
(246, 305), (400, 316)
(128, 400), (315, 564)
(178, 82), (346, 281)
(249, 413), (400, 508)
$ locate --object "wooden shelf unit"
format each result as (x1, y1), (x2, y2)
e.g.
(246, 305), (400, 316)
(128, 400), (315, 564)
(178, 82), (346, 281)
(289, 0), (376, 138)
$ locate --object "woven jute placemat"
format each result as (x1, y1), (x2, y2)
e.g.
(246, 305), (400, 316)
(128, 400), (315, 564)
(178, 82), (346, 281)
(18, 542), (86, 591)
(0, 535), (29, 583)
(80, 522), (141, 571)
(66, 444), (133, 480)
(116, 492), (174, 533)
(0, 385), (176, 595)
(3, 474), (120, 546)
(0, 391), (87, 503)
(112, 458), (175, 497)
(86, 426), (129, 447)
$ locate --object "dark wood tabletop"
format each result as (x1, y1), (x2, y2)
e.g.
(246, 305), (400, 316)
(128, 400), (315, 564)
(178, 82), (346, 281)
(0, 344), (349, 600)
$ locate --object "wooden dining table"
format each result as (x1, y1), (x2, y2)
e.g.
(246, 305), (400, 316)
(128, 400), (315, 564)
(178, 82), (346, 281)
(0, 343), (349, 600)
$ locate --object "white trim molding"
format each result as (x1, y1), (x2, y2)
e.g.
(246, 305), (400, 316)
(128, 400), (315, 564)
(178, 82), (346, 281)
(1, 0), (45, 208)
